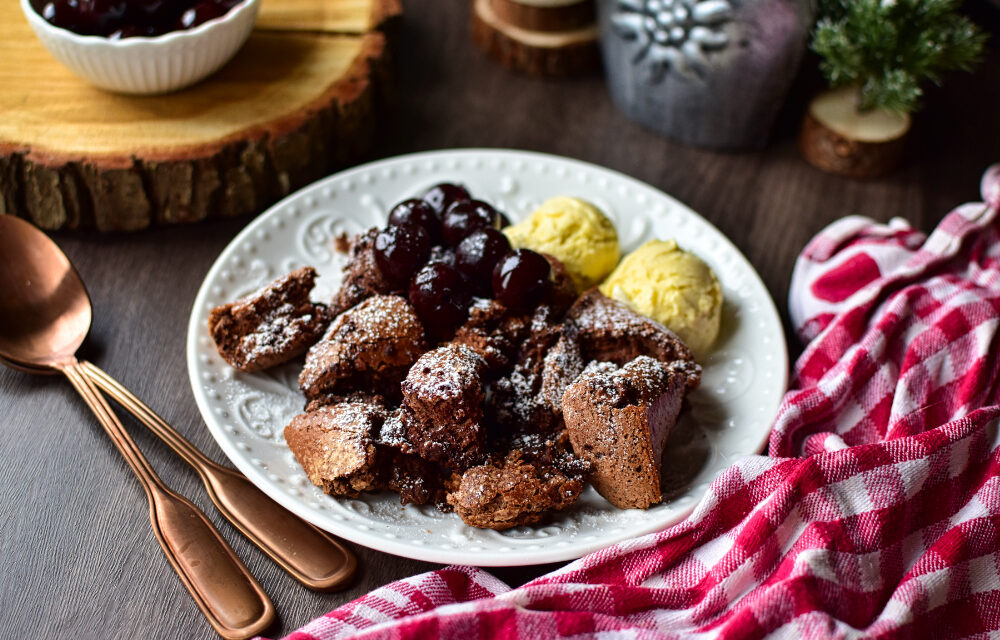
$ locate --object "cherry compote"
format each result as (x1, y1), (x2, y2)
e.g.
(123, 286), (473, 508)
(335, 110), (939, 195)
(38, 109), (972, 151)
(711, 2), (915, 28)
(492, 249), (551, 312)
(442, 200), (501, 246)
(374, 224), (431, 287)
(38, 0), (242, 37)
(455, 228), (511, 296)
(408, 263), (471, 337)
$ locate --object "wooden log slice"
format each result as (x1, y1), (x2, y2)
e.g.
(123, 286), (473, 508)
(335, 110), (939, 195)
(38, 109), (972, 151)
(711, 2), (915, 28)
(799, 87), (910, 180)
(471, 0), (600, 77)
(0, 0), (401, 231)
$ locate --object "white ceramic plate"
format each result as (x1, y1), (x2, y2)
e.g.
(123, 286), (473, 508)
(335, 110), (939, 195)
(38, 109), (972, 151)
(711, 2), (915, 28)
(187, 149), (787, 566)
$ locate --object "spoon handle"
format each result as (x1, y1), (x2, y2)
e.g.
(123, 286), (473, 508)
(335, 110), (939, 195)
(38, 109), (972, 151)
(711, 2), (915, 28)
(80, 360), (357, 592)
(61, 361), (275, 640)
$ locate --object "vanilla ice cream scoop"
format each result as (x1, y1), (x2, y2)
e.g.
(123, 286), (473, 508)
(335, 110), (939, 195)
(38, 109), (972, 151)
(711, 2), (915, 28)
(504, 196), (620, 292)
(599, 239), (722, 358)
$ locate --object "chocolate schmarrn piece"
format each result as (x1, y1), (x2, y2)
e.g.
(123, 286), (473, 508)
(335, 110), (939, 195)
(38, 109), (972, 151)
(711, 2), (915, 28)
(562, 356), (689, 509)
(299, 294), (427, 401)
(566, 289), (701, 391)
(208, 266), (331, 372)
(400, 344), (489, 471)
(446, 433), (590, 530)
(283, 397), (387, 498)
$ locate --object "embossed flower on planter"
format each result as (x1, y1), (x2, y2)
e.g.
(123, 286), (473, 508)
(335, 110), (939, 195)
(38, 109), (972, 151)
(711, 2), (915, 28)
(611, 0), (732, 80)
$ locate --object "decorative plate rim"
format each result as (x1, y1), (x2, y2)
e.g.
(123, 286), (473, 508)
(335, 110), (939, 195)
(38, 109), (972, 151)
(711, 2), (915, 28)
(186, 148), (788, 566)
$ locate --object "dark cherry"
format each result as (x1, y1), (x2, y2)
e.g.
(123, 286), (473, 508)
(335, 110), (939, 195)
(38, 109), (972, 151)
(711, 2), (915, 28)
(441, 199), (501, 246)
(373, 223), (431, 287)
(408, 263), (471, 337)
(455, 228), (511, 295)
(89, 0), (129, 33)
(41, 0), (84, 32)
(124, 0), (177, 28)
(109, 24), (153, 39)
(491, 249), (551, 311)
(388, 199), (441, 243)
(498, 212), (512, 229)
(179, 1), (225, 28)
(426, 245), (456, 267)
(57, 0), (127, 35)
(421, 183), (470, 216)
(129, 0), (166, 17)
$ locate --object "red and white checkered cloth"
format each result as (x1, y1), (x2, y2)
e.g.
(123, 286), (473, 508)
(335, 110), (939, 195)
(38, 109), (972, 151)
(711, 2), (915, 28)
(278, 165), (1000, 640)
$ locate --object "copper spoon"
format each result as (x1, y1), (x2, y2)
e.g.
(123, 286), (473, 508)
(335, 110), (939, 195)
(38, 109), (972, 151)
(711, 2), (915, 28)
(80, 360), (357, 591)
(0, 215), (274, 640)
(0, 216), (357, 589)
(2, 352), (357, 592)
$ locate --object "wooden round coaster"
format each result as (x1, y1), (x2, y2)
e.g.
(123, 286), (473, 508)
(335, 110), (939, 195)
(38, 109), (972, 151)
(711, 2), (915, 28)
(471, 0), (600, 77)
(491, 0), (596, 31)
(0, 0), (400, 231)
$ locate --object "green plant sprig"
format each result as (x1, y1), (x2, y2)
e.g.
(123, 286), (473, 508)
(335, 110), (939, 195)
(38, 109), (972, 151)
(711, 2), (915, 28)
(812, 0), (987, 114)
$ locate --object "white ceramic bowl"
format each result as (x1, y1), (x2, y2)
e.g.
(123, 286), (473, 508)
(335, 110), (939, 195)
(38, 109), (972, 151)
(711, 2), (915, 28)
(21, 0), (259, 95)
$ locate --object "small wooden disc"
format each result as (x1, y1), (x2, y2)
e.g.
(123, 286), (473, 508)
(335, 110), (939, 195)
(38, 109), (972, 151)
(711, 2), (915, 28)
(490, 0), (596, 32)
(799, 87), (910, 179)
(0, 0), (401, 231)
(471, 0), (600, 77)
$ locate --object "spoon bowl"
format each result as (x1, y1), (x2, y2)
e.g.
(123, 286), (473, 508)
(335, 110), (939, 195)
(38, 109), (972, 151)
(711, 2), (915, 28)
(0, 216), (91, 367)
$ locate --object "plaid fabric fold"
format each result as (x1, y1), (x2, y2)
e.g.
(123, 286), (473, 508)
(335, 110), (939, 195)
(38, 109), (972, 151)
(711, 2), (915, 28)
(278, 164), (1000, 640)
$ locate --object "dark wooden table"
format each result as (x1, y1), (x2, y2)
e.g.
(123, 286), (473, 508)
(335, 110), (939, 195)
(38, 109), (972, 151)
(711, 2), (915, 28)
(2, 3), (998, 638)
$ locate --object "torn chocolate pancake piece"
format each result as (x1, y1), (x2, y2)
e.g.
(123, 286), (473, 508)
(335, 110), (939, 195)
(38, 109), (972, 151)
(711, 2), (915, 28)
(376, 407), (453, 508)
(491, 309), (585, 434)
(299, 294), (427, 402)
(208, 266), (331, 372)
(450, 297), (530, 373)
(562, 356), (689, 510)
(400, 344), (489, 471)
(566, 289), (702, 391)
(446, 433), (590, 530)
(283, 397), (387, 498)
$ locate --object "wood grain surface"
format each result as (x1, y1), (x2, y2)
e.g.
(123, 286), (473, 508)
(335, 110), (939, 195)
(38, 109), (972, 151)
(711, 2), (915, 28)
(1, 2), (998, 638)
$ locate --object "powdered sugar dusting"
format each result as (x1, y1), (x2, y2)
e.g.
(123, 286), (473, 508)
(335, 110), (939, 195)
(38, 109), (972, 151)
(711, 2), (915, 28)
(329, 294), (423, 343)
(405, 344), (485, 402)
(571, 291), (674, 337)
(575, 356), (672, 404)
(498, 368), (542, 424)
(379, 407), (411, 449)
(241, 305), (317, 360)
(325, 400), (385, 436)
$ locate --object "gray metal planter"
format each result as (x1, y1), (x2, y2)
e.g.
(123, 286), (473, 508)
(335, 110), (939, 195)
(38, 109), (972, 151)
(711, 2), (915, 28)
(598, 0), (814, 149)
